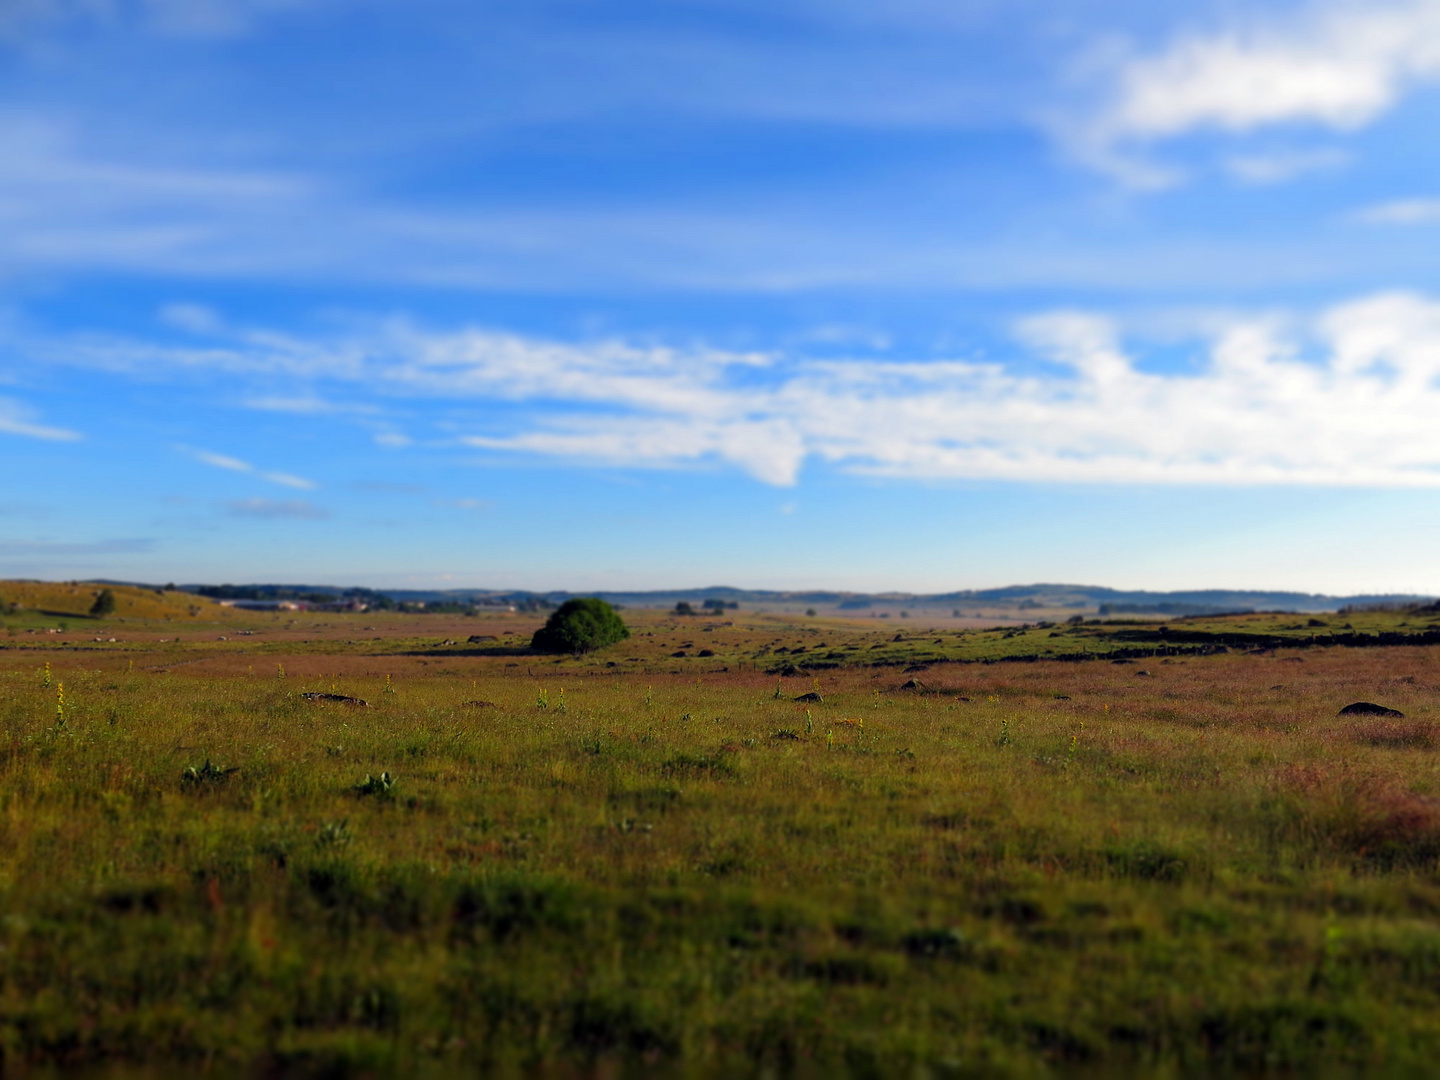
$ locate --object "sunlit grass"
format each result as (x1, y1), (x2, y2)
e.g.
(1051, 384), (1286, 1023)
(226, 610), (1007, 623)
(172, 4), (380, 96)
(1, 607), (1439, 1074)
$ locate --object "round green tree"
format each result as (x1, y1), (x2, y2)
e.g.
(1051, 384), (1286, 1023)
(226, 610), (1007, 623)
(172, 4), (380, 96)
(89, 589), (117, 617)
(531, 598), (630, 654)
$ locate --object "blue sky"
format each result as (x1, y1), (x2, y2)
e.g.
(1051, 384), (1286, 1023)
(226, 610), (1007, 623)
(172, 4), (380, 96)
(4, 0), (1440, 593)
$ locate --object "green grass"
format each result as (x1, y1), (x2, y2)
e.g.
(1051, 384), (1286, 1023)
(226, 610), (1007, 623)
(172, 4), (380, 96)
(3, 607), (1440, 1075)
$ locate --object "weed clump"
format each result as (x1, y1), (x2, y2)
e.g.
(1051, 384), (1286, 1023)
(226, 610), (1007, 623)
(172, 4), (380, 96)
(356, 771), (397, 797)
(180, 759), (238, 788)
(531, 597), (630, 655)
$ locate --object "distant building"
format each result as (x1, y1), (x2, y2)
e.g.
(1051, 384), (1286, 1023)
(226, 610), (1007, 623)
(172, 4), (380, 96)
(311, 598), (369, 612)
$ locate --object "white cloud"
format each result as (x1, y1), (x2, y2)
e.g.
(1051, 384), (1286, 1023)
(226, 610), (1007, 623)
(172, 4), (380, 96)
(72, 293), (1440, 488)
(1355, 196), (1440, 222)
(181, 446), (317, 489)
(0, 397), (81, 440)
(1079, 1), (1440, 183)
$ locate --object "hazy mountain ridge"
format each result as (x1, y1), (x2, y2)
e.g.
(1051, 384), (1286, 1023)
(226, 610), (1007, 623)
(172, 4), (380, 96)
(111, 581), (1439, 613)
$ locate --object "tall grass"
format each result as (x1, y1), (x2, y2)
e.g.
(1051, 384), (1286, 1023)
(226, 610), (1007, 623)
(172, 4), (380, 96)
(1, 625), (1440, 1074)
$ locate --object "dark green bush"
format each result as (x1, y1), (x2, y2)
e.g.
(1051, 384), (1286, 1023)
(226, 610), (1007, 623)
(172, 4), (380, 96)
(89, 589), (116, 617)
(531, 598), (630, 654)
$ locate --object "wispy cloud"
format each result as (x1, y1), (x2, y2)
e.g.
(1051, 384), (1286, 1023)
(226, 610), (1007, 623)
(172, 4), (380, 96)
(59, 293), (1440, 488)
(1223, 148), (1349, 185)
(0, 397), (81, 441)
(181, 445), (316, 489)
(1075, 0), (1440, 184)
(1355, 197), (1440, 223)
(0, 0), (317, 41)
(0, 538), (154, 555)
(226, 497), (327, 519)
(159, 302), (225, 334)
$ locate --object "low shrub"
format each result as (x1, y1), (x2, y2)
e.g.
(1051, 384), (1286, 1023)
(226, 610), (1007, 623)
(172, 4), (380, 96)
(531, 598), (630, 654)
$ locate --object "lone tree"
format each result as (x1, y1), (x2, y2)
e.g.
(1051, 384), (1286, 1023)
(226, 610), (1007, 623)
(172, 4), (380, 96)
(89, 589), (116, 617)
(531, 598), (630, 655)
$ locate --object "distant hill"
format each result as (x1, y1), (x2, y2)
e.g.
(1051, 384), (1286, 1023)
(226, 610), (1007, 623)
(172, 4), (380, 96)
(0, 580), (218, 619)
(99, 580), (1438, 615)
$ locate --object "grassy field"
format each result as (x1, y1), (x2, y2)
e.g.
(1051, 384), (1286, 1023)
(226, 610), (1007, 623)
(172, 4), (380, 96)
(4, 593), (1440, 1075)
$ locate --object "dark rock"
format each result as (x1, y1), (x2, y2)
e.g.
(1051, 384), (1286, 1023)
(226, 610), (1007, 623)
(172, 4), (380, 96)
(1338, 701), (1405, 717)
(467, 634), (497, 643)
(767, 663), (806, 676)
(300, 692), (370, 706)
(671, 650), (688, 657)
(901, 678), (925, 690)
(697, 649), (715, 657)
(903, 664), (930, 674)
(462, 700), (498, 708)
(794, 691), (823, 703)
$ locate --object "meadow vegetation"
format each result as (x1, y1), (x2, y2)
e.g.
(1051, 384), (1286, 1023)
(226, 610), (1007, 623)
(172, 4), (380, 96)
(3, 592), (1440, 1075)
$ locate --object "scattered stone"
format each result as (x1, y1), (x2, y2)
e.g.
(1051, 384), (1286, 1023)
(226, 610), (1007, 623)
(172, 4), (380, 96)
(462, 700), (498, 708)
(697, 649), (715, 657)
(903, 663), (930, 674)
(1111, 659), (1134, 665)
(671, 650), (688, 658)
(300, 692), (371, 706)
(1136, 670), (1151, 677)
(900, 678), (925, 690)
(467, 635), (497, 643)
(768, 663), (805, 677)
(1338, 701), (1404, 718)
(439, 639), (457, 646)
(217, 636), (227, 641)
(794, 691), (823, 703)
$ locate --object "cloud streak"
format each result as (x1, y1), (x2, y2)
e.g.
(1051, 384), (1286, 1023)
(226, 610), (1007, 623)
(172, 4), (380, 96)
(1356, 197), (1440, 223)
(226, 498), (327, 519)
(0, 397), (81, 441)
(181, 446), (316, 489)
(0, 538), (154, 555)
(45, 291), (1440, 488)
